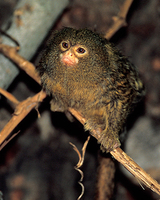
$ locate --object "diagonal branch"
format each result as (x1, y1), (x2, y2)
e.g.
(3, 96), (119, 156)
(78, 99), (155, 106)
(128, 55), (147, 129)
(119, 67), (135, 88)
(0, 90), (46, 146)
(0, 87), (19, 105)
(68, 109), (160, 196)
(111, 148), (160, 195)
(0, 44), (41, 84)
(105, 0), (134, 40)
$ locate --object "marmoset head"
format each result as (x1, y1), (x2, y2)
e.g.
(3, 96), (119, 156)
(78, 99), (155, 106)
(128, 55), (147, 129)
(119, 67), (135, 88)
(38, 27), (110, 77)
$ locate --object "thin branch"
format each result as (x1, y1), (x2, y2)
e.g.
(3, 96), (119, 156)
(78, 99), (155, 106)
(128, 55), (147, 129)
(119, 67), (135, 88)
(0, 44), (41, 84)
(110, 148), (160, 195)
(0, 87), (19, 105)
(0, 131), (20, 151)
(105, 0), (134, 40)
(0, 43), (43, 149)
(0, 90), (46, 146)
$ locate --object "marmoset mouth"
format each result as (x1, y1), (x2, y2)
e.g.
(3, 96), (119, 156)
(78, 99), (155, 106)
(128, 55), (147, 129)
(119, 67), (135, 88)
(60, 53), (79, 66)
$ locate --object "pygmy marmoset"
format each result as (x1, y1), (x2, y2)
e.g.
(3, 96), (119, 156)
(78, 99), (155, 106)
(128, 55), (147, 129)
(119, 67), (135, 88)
(37, 27), (144, 152)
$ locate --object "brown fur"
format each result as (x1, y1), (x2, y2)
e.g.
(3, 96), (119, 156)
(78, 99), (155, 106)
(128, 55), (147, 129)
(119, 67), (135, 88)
(37, 27), (145, 152)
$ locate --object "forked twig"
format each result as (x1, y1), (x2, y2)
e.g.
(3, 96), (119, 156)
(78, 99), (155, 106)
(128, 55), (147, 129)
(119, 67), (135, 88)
(105, 0), (134, 39)
(0, 43), (44, 148)
(0, 90), (46, 146)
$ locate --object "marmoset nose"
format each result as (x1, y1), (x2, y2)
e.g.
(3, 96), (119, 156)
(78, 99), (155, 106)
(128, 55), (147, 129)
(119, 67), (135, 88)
(61, 50), (78, 66)
(68, 52), (73, 57)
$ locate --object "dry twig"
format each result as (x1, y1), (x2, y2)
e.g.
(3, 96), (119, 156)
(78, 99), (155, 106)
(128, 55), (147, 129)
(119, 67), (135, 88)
(105, 0), (134, 40)
(70, 136), (90, 200)
(0, 43), (43, 147)
(0, 44), (41, 84)
(0, 90), (46, 146)
(0, 87), (19, 105)
(111, 148), (160, 195)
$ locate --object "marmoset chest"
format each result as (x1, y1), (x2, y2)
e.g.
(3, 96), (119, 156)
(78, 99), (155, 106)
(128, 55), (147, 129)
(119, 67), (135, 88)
(47, 67), (107, 110)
